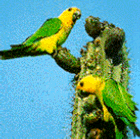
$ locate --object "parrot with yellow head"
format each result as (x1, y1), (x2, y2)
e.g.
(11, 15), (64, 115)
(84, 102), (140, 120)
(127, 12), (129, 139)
(0, 7), (81, 59)
(76, 75), (140, 138)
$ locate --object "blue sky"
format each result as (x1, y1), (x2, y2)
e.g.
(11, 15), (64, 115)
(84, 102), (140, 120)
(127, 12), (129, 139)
(1, 0), (140, 138)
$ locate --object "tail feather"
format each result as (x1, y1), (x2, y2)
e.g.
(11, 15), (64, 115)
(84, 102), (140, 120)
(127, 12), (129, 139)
(115, 129), (124, 139)
(121, 117), (140, 137)
(0, 44), (47, 60)
(0, 44), (30, 60)
(10, 44), (22, 48)
(0, 49), (25, 60)
(133, 125), (140, 137)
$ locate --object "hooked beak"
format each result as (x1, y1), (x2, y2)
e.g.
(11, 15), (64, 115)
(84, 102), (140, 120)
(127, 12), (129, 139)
(73, 10), (81, 22)
(76, 84), (80, 90)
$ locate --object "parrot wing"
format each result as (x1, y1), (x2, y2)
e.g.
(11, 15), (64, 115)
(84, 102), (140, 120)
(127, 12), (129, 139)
(12, 18), (62, 47)
(102, 79), (136, 123)
(117, 82), (138, 112)
(102, 79), (140, 137)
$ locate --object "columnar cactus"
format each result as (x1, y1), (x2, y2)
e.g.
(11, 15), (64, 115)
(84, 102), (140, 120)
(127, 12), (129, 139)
(71, 16), (130, 139)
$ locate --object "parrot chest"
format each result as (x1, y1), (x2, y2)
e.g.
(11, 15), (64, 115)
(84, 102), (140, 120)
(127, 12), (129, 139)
(56, 26), (73, 45)
(35, 26), (72, 54)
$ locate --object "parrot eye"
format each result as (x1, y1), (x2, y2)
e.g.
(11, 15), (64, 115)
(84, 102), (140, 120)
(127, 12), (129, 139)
(68, 8), (72, 11)
(80, 82), (84, 87)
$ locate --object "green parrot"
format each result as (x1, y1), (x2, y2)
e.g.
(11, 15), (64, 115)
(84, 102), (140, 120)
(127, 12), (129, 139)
(76, 75), (140, 138)
(0, 7), (81, 60)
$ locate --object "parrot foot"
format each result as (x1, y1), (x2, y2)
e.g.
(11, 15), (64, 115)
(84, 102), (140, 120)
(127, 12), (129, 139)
(52, 49), (58, 58)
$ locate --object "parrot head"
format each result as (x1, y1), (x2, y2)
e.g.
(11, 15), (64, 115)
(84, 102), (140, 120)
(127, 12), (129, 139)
(59, 7), (81, 25)
(76, 75), (105, 94)
(70, 7), (81, 22)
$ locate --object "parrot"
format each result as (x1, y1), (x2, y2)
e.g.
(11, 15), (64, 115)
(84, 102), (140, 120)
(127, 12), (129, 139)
(76, 75), (140, 138)
(0, 7), (81, 60)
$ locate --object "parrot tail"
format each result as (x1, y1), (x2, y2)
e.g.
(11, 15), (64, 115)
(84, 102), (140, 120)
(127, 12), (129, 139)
(133, 125), (140, 137)
(0, 44), (29, 60)
(0, 44), (47, 60)
(121, 117), (140, 137)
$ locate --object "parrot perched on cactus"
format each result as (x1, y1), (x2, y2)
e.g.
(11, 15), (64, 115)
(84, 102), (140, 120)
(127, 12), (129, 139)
(76, 75), (140, 138)
(0, 7), (81, 60)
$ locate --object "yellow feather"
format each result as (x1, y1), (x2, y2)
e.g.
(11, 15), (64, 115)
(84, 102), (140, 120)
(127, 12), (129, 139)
(76, 75), (105, 93)
(34, 7), (81, 54)
(76, 75), (112, 122)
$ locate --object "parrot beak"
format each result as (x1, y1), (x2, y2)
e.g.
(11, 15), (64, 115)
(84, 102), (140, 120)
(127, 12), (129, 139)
(76, 83), (81, 91)
(73, 10), (81, 22)
(76, 84), (89, 98)
(76, 85), (79, 90)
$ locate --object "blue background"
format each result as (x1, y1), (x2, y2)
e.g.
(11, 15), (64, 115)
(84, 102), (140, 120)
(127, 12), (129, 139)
(1, 0), (140, 138)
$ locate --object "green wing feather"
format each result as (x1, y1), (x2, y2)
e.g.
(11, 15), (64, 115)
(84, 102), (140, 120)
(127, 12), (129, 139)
(102, 79), (140, 137)
(22, 18), (62, 47)
(102, 79), (136, 122)
(117, 82), (138, 112)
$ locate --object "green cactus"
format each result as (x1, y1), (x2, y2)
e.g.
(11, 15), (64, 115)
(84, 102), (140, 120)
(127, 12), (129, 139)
(71, 16), (132, 139)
